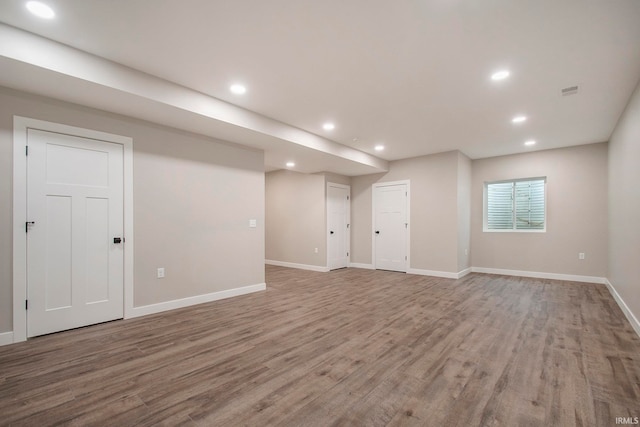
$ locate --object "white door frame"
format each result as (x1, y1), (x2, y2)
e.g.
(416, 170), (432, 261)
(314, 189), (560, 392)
(326, 182), (351, 269)
(372, 180), (410, 271)
(12, 116), (134, 343)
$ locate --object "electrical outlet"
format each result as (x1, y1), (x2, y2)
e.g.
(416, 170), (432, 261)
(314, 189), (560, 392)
(157, 267), (165, 278)
(578, 253), (585, 260)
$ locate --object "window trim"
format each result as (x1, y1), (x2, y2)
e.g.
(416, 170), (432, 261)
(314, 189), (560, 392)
(483, 176), (547, 233)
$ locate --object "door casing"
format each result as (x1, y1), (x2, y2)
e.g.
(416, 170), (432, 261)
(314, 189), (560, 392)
(12, 116), (134, 343)
(372, 180), (410, 271)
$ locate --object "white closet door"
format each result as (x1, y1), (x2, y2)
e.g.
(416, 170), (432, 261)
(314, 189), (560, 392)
(27, 129), (124, 337)
(374, 184), (407, 272)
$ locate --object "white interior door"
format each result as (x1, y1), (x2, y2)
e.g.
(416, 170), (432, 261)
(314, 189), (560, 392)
(327, 183), (350, 270)
(374, 183), (408, 272)
(27, 129), (124, 337)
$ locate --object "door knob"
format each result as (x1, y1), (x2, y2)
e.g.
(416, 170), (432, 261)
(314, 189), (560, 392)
(330, 231), (334, 234)
(113, 237), (122, 244)
(375, 230), (380, 234)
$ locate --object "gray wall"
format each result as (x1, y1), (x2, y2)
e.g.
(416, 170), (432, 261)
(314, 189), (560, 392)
(3, 83), (633, 333)
(265, 170), (352, 268)
(470, 143), (608, 277)
(609, 80), (640, 322)
(265, 170), (327, 267)
(351, 150), (467, 273)
(317, 172), (352, 187)
(0, 88), (265, 332)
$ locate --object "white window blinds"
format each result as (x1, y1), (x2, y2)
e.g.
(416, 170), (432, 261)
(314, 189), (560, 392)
(485, 178), (546, 231)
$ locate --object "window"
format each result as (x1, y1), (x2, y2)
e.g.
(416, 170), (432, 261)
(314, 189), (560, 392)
(484, 178), (546, 232)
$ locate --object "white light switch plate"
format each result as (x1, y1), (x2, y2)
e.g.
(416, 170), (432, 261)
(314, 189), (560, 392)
(249, 219), (257, 228)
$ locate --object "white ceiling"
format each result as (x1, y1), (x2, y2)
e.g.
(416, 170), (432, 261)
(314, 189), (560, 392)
(1, 0), (639, 175)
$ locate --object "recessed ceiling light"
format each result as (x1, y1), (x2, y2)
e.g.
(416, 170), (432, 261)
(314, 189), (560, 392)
(323, 122), (335, 131)
(286, 161), (295, 167)
(491, 70), (510, 81)
(374, 145), (385, 151)
(524, 140), (536, 146)
(230, 84), (247, 95)
(26, 1), (55, 19)
(512, 115), (527, 124)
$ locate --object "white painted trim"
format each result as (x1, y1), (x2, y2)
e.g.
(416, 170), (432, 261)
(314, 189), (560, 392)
(406, 267), (472, 279)
(128, 283), (266, 319)
(0, 331), (14, 347)
(604, 279), (640, 338)
(458, 268), (472, 278)
(471, 267), (606, 284)
(483, 177), (547, 233)
(407, 268), (458, 279)
(327, 182), (351, 271)
(12, 118), (27, 343)
(348, 262), (375, 270)
(122, 135), (135, 319)
(12, 116), (134, 343)
(372, 180), (410, 272)
(265, 260), (330, 273)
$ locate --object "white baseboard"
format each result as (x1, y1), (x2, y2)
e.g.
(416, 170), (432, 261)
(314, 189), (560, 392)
(407, 268), (459, 279)
(265, 259), (329, 272)
(0, 331), (14, 347)
(351, 265), (469, 278)
(127, 283), (266, 319)
(458, 268), (472, 279)
(471, 267), (606, 284)
(604, 279), (640, 338)
(348, 262), (374, 270)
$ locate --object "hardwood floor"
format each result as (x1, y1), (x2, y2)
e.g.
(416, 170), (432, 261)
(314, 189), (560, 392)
(1, 266), (639, 426)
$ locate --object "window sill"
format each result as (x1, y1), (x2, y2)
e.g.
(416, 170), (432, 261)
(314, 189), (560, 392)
(483, 229), (546, 233)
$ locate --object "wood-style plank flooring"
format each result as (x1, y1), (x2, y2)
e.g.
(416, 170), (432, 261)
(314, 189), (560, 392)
(1, 266), (639, 426)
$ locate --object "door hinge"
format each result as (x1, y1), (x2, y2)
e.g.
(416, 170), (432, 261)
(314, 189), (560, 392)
(347, 224), (350, 228)
(405, 256), (407, 261)
(405, 223), (408, 228)
(347, 252), (349, 257)
(347, 196), (349, 200)
(25, 300), (28, 310)
(25, 146), (28, 156)
(26, 221), (35, 232)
